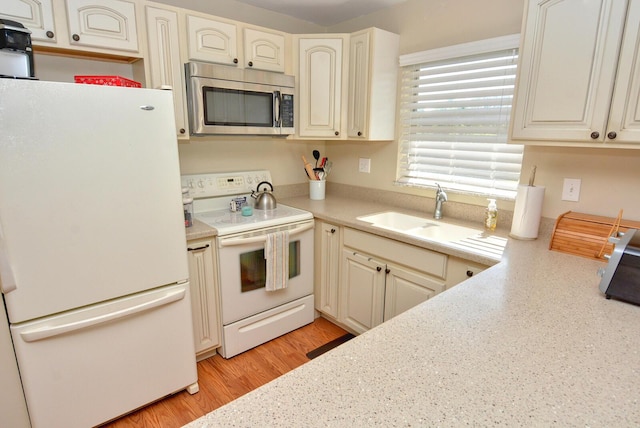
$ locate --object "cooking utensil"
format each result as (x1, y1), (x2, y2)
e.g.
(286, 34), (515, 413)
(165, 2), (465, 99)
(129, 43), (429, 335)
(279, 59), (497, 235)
(323, 160), (333, 177)
(302, 155), (317, 180)
(528, 165), (537, 186)
(251, 181), (277, 210)
(313, 150), (320, 167)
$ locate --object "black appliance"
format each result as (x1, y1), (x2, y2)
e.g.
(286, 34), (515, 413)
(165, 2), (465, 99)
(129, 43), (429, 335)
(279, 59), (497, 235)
(0, 19), (35, 79)
(598, 228), (640, 305)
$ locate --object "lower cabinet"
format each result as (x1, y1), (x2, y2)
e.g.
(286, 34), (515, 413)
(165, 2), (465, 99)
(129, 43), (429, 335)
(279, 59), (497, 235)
(314, 221), (341, 319)
(316, 226), (488, 335)
(383, 262), (445, 322)
(340, 250), (386, 333)
(186, 238), (221, 360)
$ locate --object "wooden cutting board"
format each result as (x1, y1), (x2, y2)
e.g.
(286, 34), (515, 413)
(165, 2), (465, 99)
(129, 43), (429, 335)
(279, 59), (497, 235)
(549, 211), (640, 261)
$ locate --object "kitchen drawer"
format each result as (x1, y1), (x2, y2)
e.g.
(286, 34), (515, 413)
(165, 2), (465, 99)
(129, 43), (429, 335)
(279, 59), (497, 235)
(343, 228), (447, 279)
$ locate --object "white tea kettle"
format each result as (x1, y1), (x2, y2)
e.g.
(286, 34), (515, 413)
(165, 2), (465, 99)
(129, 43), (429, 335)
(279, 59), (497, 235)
(251, 181), (277, 210)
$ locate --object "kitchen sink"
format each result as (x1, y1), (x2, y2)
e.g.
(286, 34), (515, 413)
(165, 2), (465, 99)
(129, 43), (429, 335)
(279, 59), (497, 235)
(357, 211), (483, 244)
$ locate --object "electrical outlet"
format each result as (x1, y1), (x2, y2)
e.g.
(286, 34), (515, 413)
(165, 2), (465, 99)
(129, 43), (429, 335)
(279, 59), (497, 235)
(562, 178), (581, 202)
(358, 157), (371, 173)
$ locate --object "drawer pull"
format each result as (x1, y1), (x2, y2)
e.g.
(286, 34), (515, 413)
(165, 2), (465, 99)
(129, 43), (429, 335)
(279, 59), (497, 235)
(188, 244), (210, 252)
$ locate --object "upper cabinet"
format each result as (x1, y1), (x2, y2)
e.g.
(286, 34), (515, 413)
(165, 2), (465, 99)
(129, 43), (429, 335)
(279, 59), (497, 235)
(296, 28), (399, 141)
(243, 27), (285, 72)
(297, 36), (346, 138)
(1, 0), (57, 42)
(186, 14), (286, 72)
(145, 4), (188, 139)
(510, 0), (640, 148)
(1, 0), (141, 56)
(186, 14), (238, 66)
(347, 28), (399, 140)
(66, 0), (139, 52)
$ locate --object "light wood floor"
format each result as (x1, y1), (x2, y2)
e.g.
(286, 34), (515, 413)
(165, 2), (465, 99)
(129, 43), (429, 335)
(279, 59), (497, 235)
(104, 317), (347, 428)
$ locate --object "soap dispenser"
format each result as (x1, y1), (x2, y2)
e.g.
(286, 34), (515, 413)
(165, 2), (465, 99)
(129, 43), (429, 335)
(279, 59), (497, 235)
(485, 199), (498, 231)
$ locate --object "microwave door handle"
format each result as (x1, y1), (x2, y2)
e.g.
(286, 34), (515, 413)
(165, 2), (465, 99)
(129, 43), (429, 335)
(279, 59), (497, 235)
(274, 91), (281, 128)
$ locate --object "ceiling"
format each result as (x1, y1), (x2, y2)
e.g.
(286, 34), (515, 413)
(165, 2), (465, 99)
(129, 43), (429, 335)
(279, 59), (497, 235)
(234, 0), (409, 26)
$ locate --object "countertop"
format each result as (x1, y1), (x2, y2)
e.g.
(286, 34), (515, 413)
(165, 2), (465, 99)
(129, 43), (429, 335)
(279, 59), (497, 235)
(185, 194), (640, 427)
(186, 194), (513, 266)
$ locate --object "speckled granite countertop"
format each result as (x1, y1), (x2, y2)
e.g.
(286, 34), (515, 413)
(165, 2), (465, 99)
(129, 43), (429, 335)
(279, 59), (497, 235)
(184, 195), (640, 427)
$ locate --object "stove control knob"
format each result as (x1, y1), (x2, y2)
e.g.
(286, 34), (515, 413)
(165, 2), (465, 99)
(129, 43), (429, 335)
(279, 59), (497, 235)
(197, 179), (205, 188)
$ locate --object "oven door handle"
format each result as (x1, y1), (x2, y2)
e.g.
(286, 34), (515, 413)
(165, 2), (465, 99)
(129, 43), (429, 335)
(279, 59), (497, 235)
(219, 222), (314, 247)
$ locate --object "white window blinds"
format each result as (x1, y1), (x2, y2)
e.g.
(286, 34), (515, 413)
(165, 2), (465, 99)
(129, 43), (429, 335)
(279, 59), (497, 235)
(397, 36), (523, 199)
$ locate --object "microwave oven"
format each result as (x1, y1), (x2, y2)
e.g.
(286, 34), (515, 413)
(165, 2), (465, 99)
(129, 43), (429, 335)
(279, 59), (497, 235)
(185, 62), (294, 136)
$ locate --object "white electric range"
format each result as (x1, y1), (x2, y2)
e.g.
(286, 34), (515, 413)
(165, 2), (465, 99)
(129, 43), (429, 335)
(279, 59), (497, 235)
(181, 171), (315, 358)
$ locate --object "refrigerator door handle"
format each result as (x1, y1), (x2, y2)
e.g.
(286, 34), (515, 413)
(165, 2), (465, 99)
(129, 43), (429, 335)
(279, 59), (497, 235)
(20, 286), (186, 342)
(0, 221), (17, 294)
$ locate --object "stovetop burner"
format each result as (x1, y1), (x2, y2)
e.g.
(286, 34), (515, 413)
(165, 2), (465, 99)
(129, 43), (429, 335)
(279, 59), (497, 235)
(181, 171), (313, 235)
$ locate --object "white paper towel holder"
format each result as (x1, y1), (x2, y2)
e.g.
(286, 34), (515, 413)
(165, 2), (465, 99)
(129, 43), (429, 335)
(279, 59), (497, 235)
(510, 166), (545, 240)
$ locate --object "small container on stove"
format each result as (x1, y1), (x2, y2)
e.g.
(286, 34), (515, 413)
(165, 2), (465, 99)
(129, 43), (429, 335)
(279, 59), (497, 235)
(182, 187), (193, 227)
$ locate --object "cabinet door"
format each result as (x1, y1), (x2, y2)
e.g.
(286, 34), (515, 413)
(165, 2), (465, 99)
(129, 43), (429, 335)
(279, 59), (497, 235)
(510, 0), (628, 143)
(347, 31), (370, 138)
(65, 0), (139, 52)
(298, 37), (345, 138)
(1, 0), (56, 43)
(243, 27), (285, 72)
(187, 14), (238, 66)
(315, 222), (341, 319)
(145, 5), (188, 138)
(383, 263), (444, 322)
(186, 239), (221, 358)
(340, 250), (385, 334)
(607, 0), (640, 144)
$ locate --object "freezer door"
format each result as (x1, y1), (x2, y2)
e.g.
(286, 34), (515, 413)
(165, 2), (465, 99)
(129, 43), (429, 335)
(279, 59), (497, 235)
(0, 79), (188, 323)
(10, 283), (198, 428)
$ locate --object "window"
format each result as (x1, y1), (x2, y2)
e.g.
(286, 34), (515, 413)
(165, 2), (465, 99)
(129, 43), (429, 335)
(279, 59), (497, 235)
(397, 35), (523, 199)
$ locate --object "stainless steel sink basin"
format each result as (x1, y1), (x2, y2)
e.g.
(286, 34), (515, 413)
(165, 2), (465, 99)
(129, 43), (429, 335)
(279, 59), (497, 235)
(357, 211), (482, 243)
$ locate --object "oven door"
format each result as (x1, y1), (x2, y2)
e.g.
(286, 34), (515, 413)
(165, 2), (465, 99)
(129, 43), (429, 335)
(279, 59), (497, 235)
(217, 220), (314, 325)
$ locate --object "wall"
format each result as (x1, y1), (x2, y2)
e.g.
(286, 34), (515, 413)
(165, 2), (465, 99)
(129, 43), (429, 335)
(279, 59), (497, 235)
(153, 0), (324, 33)
(172, 0), (640, 221)
(177, 137), (323, 186)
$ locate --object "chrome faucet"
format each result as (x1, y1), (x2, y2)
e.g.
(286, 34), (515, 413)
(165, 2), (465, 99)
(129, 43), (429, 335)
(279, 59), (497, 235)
(434, 183), (447, 220)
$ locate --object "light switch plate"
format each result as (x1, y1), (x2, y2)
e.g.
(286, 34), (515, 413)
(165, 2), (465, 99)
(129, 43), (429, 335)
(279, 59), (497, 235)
(562, 178), (581, 202)
(358, 157), (371, 173)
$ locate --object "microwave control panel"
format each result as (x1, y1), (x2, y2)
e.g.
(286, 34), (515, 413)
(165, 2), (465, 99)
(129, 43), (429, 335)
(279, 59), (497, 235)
(280, 94), (294, 128)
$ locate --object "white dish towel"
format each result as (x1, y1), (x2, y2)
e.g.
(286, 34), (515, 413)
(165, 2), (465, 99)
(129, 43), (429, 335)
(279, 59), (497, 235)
(265, 231), (290, 291)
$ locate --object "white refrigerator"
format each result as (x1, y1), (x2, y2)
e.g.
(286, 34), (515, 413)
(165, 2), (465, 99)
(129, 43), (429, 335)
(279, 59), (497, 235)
(0, 79), (199, 427)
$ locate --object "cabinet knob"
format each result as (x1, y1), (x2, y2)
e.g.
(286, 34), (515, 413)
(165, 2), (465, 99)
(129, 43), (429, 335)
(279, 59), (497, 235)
(376, 266), (382, 272)
(233, 58), (238, 64)
(590, 131), (600, 139)
(466, 270), (474, 277)
(607, 131), (617, 140)
(72, 33), (80, 42)
(330, 228), (336, 233)
(357, 131), (362, 136)
(179, 128), (186, 134)
(385, 268), (390, 274)
(334, 131), (339, 136)
(248, 61), (253, 67)
(46, 31), (54, 39)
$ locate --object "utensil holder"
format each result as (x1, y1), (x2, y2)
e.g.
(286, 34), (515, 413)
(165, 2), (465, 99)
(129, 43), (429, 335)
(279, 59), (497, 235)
(309, 180), (325, 200)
